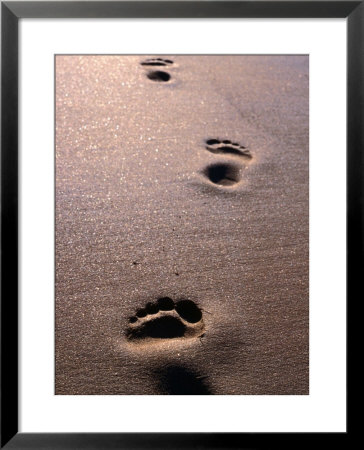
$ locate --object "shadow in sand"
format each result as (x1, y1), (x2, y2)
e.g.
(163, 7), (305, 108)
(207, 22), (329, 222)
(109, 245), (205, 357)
(155, 365), (212, 395)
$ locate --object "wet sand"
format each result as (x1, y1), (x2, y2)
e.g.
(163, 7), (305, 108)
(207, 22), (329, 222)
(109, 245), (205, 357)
(55, 55), (309, 394)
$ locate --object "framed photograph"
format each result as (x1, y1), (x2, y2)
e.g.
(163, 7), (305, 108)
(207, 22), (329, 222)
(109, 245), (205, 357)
(1, 1), (354, 448)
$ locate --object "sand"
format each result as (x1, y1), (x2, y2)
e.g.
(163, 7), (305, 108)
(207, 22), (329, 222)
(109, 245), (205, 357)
(55, 55), (309, 395)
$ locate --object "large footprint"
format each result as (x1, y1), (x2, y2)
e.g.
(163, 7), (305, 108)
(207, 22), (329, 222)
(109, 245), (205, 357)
(126, 297), (205, 342)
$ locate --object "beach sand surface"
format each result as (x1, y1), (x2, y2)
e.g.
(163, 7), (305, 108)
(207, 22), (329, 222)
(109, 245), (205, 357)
(56, 55), (309, 394)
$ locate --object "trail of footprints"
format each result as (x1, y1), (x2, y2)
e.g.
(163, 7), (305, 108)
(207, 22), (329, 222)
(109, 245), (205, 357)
(125, 58), (255, 345)
(139, 57), (253, 187)
(126, 297), (205, 343)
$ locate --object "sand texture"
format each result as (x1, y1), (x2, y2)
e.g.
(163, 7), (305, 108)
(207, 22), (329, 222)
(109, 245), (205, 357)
(56, 55), (309, 394)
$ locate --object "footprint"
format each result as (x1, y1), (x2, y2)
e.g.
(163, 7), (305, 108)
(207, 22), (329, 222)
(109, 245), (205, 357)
(146, 70), (171, 82)
(126, 297), (205, 342)
(140, 58), (173, 67)
(202, 162), (242, 187)
(205, 138), (252, 159)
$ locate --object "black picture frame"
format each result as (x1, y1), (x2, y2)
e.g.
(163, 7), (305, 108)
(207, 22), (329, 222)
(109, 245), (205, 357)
(1, 1), (356, 448)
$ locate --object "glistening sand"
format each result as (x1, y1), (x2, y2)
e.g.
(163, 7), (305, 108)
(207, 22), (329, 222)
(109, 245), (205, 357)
(56, 55), (309, 394)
